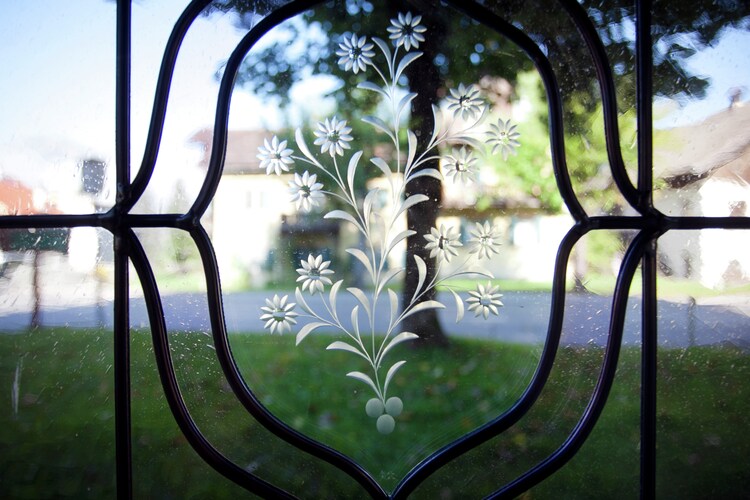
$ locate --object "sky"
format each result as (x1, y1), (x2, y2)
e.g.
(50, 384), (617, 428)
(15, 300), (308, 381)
(0, 0), (748, 208)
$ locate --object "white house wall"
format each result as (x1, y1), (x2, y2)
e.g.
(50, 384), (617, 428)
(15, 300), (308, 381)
(211, 174), (294, 289)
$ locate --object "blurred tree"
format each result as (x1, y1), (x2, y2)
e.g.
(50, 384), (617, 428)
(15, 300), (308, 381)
(207, 0), (749, 343)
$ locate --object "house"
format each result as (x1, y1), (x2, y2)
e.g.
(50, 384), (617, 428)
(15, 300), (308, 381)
(191, 129), (299, 289)
(194, 126), (573, 288)
(655, 102), (750, 288)
(0, 177), (102, 275)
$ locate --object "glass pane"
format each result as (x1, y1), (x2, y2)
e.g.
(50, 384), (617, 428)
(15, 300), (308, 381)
(655, 232), (750, 496)
(0, 255), (115, 497)
(653, 0), (750, 216)
(0, 1), (117, 214)
(201, 0), (576, 490)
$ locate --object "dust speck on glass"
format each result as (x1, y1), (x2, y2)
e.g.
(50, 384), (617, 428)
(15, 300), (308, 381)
(257, 12), (519, 434)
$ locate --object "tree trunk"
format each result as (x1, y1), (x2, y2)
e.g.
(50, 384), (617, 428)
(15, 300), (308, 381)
(400, 7), (449, 347)
(30, 249), (41, 329)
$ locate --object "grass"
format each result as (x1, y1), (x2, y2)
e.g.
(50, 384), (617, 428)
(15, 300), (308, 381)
(1, 328), (748, 498)
(149, 266), (750, 303)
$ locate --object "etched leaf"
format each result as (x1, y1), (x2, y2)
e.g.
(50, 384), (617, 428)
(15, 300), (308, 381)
(412, 254), (427, 302)
(347, 151), (364, 198)
(357, 81), (388, 97)
(402, 300), (445, 321)
(464, 267), (495, 280)
(347, 287), (372, 320)
(377, 267), (403, 296)
(395, 194), (429, 221)
(295, 128), (319, 166)
(388, 288), (399, 327)
(450, 289), (465, 323)
(405, 129), (418, 171)
(363, 188), (380, 227)
(370, 157), (394, 190)
(395, 51), (422, 81)
(351, 305), (360, 336)
(362, 116), (396, 143)
(381, 332), (418, 360)
(347, 371), (381, 397)
(296, 322), (328, 345)
(398, 93), (418, 120)
(454, 136), (483, 150)
(383, 360), (406, 396)
(294, 287), (314, 315)
(429, 105), (442, 145)
(329, 279), (343, 321)
(327, 341), (370, 361)
(325, 210), (364, 234)
(406, 168), (443, 183)
(371, 37), (392, 74)
(384, 229), (416, 260)
(346, 248), (375, 279)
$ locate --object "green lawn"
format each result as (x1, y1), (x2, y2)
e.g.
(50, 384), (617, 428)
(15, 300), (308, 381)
(1, 328), (748, 498)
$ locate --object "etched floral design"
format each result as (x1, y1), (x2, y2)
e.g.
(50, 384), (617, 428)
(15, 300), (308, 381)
(468, 221), (502, 259)
(296, 254), (334, 294)
(289, 171), (324, 212)
(257, 12), (521, 434)
(259, 294), (298, 334)
(257, 136), (294, 175)
(336, 34), (375, 74)
(467, 282), (504, 319)
(446, 83), (484, 121)
(387, 12), (426, 50)
(313, 116), (353, 157)
(443, 147), (478, 184)
(424, 224), (463, 263)
(486, 118), (521, 160)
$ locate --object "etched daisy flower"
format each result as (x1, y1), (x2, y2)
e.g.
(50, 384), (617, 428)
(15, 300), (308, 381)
(257, 136), (294, 175)
(260, 294), (298, 334)
(443, 147), (478, 184)
(424, 224), (462, 263)
(466, 282), (503, 319)
(446, 83), (484, 121)
(467, 221), (502, 259)
(289, 171), (324, 212)
(387, 12), (427, 50)
(296, 254), (335, 294)
(313, 116), (353, 157)
(486, 118), (521, 160)
(336, 34), (375, 74)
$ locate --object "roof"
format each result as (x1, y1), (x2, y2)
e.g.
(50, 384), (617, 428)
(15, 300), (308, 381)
(0, 179), (35, 215)
(0, 178), (63, 217)
(655, 103), (750, 188)
(190, 129), (277, 175)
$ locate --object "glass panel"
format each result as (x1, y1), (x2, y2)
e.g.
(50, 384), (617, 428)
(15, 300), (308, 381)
(131, 2), (284, 215)
(0, 1), (117, 214)
(653, 0), (750, 216)
(655, 232), (750, 496)
(202, 0), (574, 490)
(0, 253), (115, 497)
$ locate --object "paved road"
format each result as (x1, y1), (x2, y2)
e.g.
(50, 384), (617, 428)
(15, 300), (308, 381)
(2, 273), (749, 349)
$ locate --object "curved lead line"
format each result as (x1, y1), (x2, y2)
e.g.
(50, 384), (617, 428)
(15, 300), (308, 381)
(487, 230), (654, 499)
(124, 0), (214, 213)
(447, 0), (587, 223)
(392, 225), (585, 499)
(190, 224), (387, 498)
(125, 228), (294, 499)
(557, 0), (641, 210)
(189, 0), (323, 218)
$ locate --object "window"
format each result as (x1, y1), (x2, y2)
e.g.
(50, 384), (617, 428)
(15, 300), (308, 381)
(1, 0), (749, 498)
